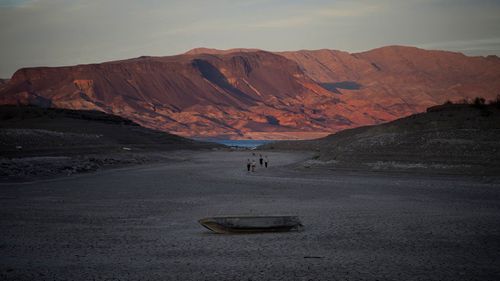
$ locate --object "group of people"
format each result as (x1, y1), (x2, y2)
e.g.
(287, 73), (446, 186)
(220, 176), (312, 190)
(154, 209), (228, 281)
(247, 153), (269, 172)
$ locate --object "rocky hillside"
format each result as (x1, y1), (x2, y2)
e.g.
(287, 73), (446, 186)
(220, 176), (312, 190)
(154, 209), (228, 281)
(1, 46), (499, 139)
(0, 105), (217, 158)
(262, 102), (500, 175)
(0, 105), (221, 181)
(280, 47), (500, 118)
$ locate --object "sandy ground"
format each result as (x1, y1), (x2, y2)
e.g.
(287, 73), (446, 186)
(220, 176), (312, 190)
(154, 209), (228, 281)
(1, 151), (500, 281)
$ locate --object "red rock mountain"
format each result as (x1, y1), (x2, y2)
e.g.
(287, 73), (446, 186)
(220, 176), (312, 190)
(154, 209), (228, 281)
(1, 46), (499, 139)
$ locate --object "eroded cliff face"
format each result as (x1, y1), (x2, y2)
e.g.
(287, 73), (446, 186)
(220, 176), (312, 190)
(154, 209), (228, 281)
(1, 46), (499, 139)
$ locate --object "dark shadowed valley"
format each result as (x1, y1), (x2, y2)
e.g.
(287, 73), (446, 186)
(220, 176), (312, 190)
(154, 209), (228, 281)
(1, 102), (500, 281)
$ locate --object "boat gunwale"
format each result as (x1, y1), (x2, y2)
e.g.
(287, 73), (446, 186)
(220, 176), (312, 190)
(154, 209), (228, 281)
(199, 215), (300, 220)
(198, 216), (303, 234)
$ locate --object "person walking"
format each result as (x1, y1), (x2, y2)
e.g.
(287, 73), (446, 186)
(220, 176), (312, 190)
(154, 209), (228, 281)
(259, 154), (263, 166)
(264, 156), (269, 168)
(251, 159), (256, 172)
(246, 159), (251, 172)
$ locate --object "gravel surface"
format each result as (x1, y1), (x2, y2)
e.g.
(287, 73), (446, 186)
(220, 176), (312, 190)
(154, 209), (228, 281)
(0, 150), (199, 182)
(1, 151), (500, 281)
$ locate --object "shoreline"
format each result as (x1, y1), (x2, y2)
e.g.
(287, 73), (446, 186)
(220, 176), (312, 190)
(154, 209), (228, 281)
(0, 149), (220, 183)
(3, 148), (500, 183)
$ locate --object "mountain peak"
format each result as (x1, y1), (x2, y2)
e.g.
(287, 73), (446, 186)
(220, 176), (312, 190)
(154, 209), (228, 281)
(185, 47), (262, 55)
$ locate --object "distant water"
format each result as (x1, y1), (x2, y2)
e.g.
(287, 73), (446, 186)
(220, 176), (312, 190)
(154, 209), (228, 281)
(199, 139), (275, 149)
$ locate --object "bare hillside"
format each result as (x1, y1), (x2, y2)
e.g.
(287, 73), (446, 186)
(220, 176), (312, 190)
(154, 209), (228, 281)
(262, 102), (500, 175)
(0, 105), (219, 181)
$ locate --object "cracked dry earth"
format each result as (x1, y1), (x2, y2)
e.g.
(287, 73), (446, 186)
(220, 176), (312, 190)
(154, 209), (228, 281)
(1, 151), (500, 280)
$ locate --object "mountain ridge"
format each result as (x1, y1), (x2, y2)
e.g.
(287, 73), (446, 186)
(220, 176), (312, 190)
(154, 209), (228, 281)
(1, 45), (499, 139)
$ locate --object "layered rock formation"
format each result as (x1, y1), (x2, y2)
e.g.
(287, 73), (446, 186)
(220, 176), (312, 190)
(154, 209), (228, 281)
(1, 46), (499, 139)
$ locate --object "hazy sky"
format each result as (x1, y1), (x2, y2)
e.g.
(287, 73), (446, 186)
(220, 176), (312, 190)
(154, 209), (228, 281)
(1, 0), (500, 77)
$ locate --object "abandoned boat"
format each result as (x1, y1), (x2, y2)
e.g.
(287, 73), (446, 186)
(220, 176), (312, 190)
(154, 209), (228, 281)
(198, 216), (303, 234)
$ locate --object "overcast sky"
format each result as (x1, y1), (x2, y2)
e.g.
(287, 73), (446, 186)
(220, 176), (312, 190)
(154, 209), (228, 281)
(1, 0), (500, 78)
